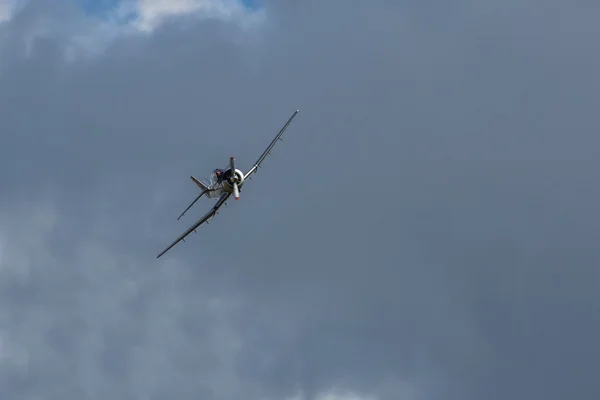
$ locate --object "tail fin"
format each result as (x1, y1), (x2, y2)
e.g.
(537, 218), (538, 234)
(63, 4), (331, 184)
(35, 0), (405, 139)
(176, 177), (210, 220)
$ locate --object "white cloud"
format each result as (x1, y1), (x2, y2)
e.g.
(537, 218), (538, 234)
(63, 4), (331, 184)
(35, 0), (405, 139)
(0, 198), (57, 279)
(0, 198), (57, 374)
(92, 0), (264, 36)
(315, 392), (377, 400)
(0, 0), (264, 63)
(0, 199), (387, 399)
(282, 390), (379, 400)
(281, 380), (422, 400)
(126, 0), (258, 33)
(0, 197), (260, 398)
(0, 0), (30, 24)
(0, 1), (16, 23)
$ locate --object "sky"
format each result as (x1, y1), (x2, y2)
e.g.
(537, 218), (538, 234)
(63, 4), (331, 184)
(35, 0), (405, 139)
(0, 0), (599, 399)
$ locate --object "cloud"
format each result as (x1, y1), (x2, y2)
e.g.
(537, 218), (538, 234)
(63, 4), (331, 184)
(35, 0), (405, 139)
(83, 0), (264, 34)
(0, 4), (11, 23)
(126, 0), (259, 32)
(0, 1), (600, 400)
(0, 0), (25, 23)
(285, 391), (380, 400)
(0, 0), (263, 62)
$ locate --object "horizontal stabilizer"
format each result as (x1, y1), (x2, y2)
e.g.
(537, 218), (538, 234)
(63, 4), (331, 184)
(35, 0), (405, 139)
(177, 176), (211, 220)
(191, 176), (209, 191)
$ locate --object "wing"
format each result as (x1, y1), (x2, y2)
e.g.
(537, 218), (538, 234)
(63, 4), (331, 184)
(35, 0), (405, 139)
(177, 189), (208, 220)
(157, 191), (231, 258)
(244, 109), (300, 179)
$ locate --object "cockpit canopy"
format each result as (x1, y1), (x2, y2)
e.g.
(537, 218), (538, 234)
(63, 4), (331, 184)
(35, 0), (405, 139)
(211, 168), (233, 184)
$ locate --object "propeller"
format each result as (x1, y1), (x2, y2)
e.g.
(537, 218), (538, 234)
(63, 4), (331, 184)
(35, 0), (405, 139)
(230, 156), (240, 200)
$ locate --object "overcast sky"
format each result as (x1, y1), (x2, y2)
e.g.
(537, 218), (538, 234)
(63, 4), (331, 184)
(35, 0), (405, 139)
(1, 1), (599, 399)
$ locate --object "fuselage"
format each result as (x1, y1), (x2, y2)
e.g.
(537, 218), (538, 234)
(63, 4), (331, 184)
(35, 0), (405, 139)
(212, 168), (245, 194)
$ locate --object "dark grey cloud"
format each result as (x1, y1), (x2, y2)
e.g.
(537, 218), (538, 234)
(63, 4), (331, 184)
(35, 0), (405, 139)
(1, 1), (599, 399)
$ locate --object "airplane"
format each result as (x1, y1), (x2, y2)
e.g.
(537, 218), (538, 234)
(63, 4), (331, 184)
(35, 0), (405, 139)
(156, 109), (300, 259)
